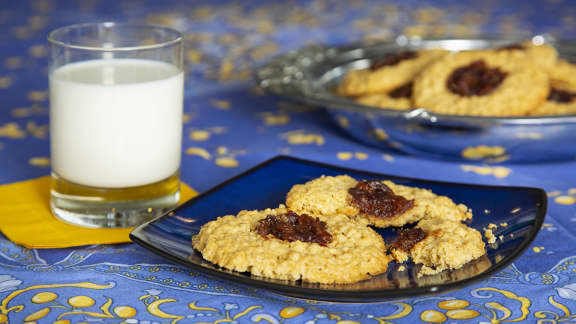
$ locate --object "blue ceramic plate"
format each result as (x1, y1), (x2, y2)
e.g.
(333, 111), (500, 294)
(130, 156), (547, 302)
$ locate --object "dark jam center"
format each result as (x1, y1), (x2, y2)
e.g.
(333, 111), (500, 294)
(255, 211), (333, 246)
(370, 51), (418, 70)
(446, 60), (508, 96)
(392, 228), (427, 252)
(389, 82), (413, 98)
(497, 43), (525, 51)
(348, 180), (415, 219)
(547, 88), (576, 103)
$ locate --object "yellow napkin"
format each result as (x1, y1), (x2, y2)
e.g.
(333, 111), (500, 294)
(0, 176), (197, 248)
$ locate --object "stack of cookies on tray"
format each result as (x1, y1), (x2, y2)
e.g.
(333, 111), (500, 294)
(192, 175), (486, 284)
(337, 41), (576, 116)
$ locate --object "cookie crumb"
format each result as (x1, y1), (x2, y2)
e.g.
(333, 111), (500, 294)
(484, 228), (497, 244)
(418, 265), (441, 277)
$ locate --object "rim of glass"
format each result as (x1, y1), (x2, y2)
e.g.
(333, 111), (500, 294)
(47, 22), (183, 51)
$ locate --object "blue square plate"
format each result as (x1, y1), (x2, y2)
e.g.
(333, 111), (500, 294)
(130, 156), (547, 302)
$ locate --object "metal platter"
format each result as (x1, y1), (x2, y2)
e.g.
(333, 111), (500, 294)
(256, 36), (576, 163)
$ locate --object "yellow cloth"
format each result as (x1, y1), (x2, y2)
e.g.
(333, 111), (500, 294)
(0, 176), (197, 248)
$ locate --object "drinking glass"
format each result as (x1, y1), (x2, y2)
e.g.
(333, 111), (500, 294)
(48, 23), (184, 228)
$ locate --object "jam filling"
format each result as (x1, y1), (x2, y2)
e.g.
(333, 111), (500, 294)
(370, 51), (418, 70)
(547, 88), (576, 103)
(497, 43), (525, 51)
(348, 180), (415, 219)
(447, 60), (508, 96)
(255, 211), (333, 246)
(389, 82), (413, 98)
(392, 228), (427, 252)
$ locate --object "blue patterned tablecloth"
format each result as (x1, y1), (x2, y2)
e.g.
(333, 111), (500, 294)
(1, 0), (576, 323)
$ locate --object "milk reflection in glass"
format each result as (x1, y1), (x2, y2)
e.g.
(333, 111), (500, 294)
(50, 59), (183, 188)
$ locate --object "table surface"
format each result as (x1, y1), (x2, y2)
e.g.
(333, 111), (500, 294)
(1, 0), (576, 323)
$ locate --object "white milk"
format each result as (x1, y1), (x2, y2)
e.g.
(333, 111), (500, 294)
(50, 59), (183, 188)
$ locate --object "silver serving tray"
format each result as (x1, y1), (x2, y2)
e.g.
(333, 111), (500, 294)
(256, 36), (576, 163)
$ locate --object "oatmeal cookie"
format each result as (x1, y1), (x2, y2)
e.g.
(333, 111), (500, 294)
(494, 41), (558, 70)
(285, 175), (359, 217)
(413, 50), (549, 116)
(355, 82), (413, 110)
(391, 218), (486, 277)
(530, 60), (576, 116)
(338, 50), (447, 96)
(286, 175), (471, 228)
(547, 59), (576, 88)
(192, 206), (391, 284)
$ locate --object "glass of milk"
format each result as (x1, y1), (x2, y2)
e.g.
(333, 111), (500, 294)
(48, 23), (184, 228)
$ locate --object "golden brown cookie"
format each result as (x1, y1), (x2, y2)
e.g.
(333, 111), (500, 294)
(286, 175), (471, 228)
(530, 60), (576, 116)
(547, 59), (576, 88)
(494, 40), (558, 70)
(285, 175), (358, 217)
(413, 50), (549, 116)
(338, 50), (448, 96)
(391, 218), (486, 277)
(192, 206), (391, 284)
(355, 82), (413, 110)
